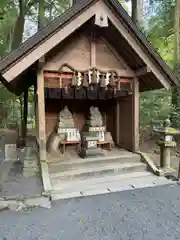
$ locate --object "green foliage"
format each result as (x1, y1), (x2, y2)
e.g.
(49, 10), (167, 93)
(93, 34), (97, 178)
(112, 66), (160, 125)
(0, 0), (70, 128)
(147, 0), (175, 67)
(140, 0), (177, 133)
(140, 89), (172, 128)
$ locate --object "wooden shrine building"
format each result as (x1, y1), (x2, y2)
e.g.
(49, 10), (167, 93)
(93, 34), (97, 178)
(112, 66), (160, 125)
(0, 0), (177, 165)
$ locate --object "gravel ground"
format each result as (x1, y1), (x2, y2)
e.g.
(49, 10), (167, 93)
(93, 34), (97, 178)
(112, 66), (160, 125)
(0, 184), (180, 240)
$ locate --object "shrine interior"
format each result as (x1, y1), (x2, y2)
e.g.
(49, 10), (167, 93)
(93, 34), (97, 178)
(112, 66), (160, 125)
(45, 96), (119, 158)
(45, 98), (116, 139)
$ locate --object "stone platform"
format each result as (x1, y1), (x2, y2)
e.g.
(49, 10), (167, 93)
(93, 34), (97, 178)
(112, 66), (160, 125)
(41, 147), (171, 201)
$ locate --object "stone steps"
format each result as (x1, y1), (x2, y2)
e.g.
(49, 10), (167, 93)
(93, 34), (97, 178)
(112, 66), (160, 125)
(52, 171), (153, 191)
(50, 160), (147, 184)
(47, 152), (163, 201)
(50, 173), (172, 201)
(48, 152), (141, 173)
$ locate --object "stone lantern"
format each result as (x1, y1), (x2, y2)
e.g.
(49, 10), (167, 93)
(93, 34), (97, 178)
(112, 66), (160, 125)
(153, 119), (180, 172)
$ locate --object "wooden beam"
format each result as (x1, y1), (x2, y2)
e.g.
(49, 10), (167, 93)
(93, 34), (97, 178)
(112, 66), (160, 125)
(37, 68), (46, 162)
(38, 56), (45, 69)
(43, 69), (134, 79)
(135, 66), (151, 77)
(90, 40), (96, 67)
(132, 77), (139, 151)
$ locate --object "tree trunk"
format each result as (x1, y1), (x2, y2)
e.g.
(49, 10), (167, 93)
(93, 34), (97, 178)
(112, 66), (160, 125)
(11, 0), (25, 50)
(131, 0), (143, 26)
(171, 0), (180, 127)
(38, 0), (45, 30)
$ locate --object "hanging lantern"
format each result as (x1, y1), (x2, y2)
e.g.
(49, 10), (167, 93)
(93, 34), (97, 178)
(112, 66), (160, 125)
(109, 72), (116, 87)
(64, 85), (68, 93)
(77, 72), (82, 87)
(88, 69), (92, 85)
(117, 78), (121, 90)
(88, 69), (94, 90)
(92, 68), (97, 84)
(100, 73), (106, 88)
(105, 72), (111, 90)
(96, 70), (100, 84)
(72, 71), (77, 86)
(83, 72), (88, 87)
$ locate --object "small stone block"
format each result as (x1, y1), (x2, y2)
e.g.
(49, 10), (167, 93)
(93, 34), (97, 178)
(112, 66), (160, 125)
(5, 144), (17, 161)
(51, 191), (83, 201)
(108, 185), (133, 192)
(82, 189), (109, 196)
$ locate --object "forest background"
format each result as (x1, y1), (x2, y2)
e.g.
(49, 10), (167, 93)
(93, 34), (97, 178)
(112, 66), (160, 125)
(0, 0), (178, 147)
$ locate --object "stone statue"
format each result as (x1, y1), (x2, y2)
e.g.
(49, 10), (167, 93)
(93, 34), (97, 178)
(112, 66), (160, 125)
(88, 106), (103, 127)
(59, 106), (72, 119)
(57, 106), (74, 128)
(56, 106), (81, 143)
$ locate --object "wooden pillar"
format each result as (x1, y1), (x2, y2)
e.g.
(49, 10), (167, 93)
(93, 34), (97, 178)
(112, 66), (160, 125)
(116, 100), (120, 145)
(20, 89), (28, 147)
(132, 77), (139, 152)
(37, 68), (46, 161)
(34, 83), (39, 145)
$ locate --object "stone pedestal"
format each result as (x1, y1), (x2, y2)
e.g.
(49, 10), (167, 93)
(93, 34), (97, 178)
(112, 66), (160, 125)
(57, 128), (80, 142)
(160, 146), (171, 169)
(87, 126), (106, 142)
(79, 134), (103, 158)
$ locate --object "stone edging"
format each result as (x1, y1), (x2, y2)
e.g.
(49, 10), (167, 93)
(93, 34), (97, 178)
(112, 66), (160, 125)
(0, 194), (51, 212)
(136, 151), (164, 176)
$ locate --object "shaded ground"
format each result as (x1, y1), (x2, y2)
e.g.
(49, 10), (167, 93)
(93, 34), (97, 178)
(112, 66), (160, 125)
(0, 161), (43, 198)
(0, 129), (43, 198)
(0, 184), (180, 240)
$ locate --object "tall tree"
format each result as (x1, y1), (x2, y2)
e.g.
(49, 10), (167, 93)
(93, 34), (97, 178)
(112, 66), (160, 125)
(11, 0), (26, 50)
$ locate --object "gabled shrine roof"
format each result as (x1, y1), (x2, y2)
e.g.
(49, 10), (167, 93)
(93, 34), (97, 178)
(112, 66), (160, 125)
(0, 0), (178, 95)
